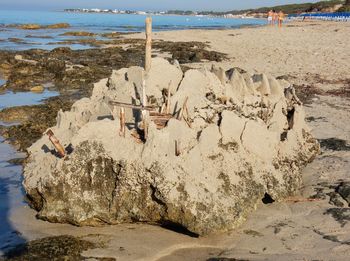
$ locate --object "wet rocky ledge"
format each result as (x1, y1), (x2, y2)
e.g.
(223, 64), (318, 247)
(1, 23), (71, 30)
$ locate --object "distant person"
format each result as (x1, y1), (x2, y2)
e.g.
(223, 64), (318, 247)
(267, 10), (274, 25)
(278, 11), (285, 27)
(273, 10), (279, 25)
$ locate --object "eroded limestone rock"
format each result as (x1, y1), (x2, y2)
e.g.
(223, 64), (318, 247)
(23, 58), (319, 235)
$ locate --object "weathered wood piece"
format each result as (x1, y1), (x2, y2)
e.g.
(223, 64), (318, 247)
(178, 97), (191, 128)
(108, 101), (155, 111)
(145, 17), (152, 74)
(119, 107), (125, 137)
(46, 129), (65, 157)
(149, 111), (173, 129)
(178, 97), (188, 120)
(175, 140), (181, 156)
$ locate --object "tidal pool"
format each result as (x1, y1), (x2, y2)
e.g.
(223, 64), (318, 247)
(0, 89), (59, 110)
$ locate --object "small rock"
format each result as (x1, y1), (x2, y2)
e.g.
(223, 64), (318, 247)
(30, 85), (44, 93)
(19, 24), (42, 30)
(46, 23), (70, 29)
(14, 54), (23, 60)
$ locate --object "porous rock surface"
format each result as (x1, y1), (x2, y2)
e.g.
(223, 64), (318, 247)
(23, 58), (319, 235)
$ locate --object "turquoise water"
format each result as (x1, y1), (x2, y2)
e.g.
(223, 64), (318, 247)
(0, 10), (265, 50)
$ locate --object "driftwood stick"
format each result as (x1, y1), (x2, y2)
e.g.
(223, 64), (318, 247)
(119, 107), (125, 137)
(145, 17), (152, 74)
(166, 80), (172, 114)
(108, 101), (155, 111)
(149, 111), (172, 117)
(175, 140), (181, 156)
(178, 97), (189, 121)
(142, 115), (148, 140)
(182, 102), (192, 128)
(46, 129), (65, 157)
(160, 103), (166, 114)
(183, 115), (192, 128)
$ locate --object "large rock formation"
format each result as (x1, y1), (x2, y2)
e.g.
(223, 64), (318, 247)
(23, 58), (319, 236)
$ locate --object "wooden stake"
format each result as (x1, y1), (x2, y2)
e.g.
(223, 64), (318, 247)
(178, 97), (189, 121)
(145, 17), (152, 74)
(175, 140), (181, 156)
(160, 103), (166, 114)
(109, 101), (155, 111)
(177, 97), (191, 128)
(46, 129), (65, 158)
(119, 107), (125, 137)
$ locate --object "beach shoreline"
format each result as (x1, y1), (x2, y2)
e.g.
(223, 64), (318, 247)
(0, 20), (349, 260)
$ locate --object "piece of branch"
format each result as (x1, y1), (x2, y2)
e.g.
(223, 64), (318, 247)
(145, 17), (152, 74)
(160, 103), (166, 114)
(119, 107), (125, 137)
(46, 129), (65, 158)
(108, 101), (155, 111)
(178, 97), (189, 121)
(175, 140), (181, 156)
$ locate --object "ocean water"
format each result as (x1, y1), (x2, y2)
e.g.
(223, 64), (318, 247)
(0, 10), (265, 50)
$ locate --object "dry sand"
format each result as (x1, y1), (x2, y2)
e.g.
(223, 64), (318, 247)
(3, 21), (350, 260)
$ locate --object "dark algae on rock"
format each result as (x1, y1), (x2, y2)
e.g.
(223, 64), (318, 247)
(0, 97), (73, 151)
(3, 235), (100, 261)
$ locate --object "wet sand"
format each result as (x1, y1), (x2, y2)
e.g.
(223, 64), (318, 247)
(1, 20), (350, 260)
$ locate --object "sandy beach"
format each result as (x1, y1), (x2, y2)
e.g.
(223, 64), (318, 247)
(2, 20), (350, 260)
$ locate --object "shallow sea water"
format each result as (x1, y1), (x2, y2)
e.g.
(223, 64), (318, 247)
(0, 10), (265, 50)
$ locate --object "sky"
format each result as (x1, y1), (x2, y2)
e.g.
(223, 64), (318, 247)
(1, 0), (322, 11)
